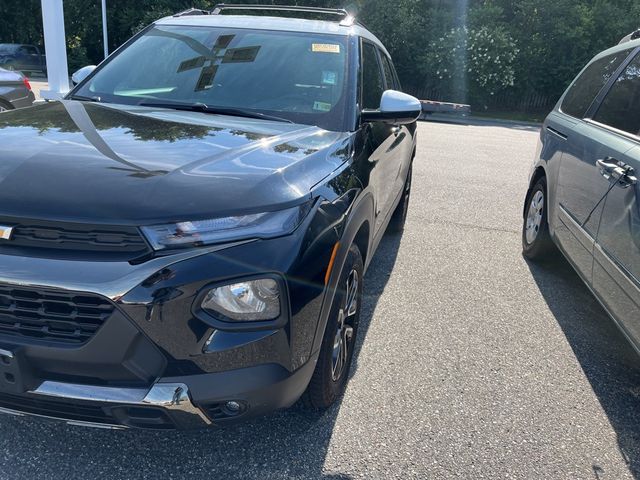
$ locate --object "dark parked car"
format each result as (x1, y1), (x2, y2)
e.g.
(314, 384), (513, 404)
(523, 33), (640, 354)
(0, 44), (46, 77)
(0, 67), (34, 111)
(0, 5), (419, 429)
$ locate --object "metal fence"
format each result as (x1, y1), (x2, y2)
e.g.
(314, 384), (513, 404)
(405, 85), (558, 113)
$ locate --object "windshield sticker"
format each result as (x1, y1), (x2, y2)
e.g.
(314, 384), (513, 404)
(322, 71), (337, 85)
(178, 55), (206, 73)
(313, 101), (332, 112)
(312, 43), (340, 54)
(222, 46), (261, 63)
(195, 65), (218, 91)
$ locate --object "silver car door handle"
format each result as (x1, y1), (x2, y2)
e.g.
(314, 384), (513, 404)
(596, 158), (623, 177)
(596, 158), (638, 186)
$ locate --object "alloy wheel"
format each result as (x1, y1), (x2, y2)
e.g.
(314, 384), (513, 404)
(331, 268), (358, 381)
(525, 190), (544, 245)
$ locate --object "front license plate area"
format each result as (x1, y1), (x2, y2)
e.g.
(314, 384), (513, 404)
(0, 348), (33, 394)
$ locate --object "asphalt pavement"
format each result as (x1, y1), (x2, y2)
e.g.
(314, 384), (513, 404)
(1, 120), (639, 479)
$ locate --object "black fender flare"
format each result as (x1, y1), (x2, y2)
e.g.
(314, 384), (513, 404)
(308, 191), (374, 356)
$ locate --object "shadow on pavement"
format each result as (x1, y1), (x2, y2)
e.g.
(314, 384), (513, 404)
(0, 232), (403, 480)
(527, 255), (640, 478)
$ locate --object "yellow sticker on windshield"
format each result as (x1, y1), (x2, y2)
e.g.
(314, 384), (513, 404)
(312, 43), (340, 54)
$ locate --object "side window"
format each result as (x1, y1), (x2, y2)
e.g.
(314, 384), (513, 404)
(593, 53), (640, 136)
(379, 52), (397, 90)
(361, 42), (384, 109)
(561, 49), (633, 118)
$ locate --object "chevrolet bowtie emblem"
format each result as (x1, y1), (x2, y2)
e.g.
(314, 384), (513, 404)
(0, 225), (14, 240)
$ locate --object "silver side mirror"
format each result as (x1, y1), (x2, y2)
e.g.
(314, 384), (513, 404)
(71, 65), (97, 85)
(361, 90), (422, 124)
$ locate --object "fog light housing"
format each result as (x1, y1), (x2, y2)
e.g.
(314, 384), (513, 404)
(201, 278), (280, 321)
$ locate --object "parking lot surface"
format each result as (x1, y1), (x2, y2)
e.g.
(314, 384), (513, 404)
(1, 121), (639, 479)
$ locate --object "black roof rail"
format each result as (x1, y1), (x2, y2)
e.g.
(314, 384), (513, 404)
(619, 29), (640, 44)
(210, 4), (356, 26)
(173, 8), (211, 17)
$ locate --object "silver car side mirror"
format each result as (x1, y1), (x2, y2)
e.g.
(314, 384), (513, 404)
(71, 65), (97, 85)
(361, 90), (422, 124)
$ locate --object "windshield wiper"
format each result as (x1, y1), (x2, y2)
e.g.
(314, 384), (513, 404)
(138, 101), (293, 123)
(67, 94), (102, 102)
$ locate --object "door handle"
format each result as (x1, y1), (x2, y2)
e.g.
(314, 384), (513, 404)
(596, 158), (638, 187)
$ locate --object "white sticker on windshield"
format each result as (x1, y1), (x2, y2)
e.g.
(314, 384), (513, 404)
(313, 101), (332, 112)
(322, 71), (337, 85)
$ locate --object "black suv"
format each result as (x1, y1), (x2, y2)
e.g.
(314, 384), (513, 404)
(0, 5), (419, 429)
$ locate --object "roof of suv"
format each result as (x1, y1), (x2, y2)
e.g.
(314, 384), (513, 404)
(592, 36), (640, 62)
(156, 14), (389, 56)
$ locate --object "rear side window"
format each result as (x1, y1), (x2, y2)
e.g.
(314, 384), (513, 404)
(361, 42), (384, 109)
(593, 53), (640, 136)
(379, 53), (398, 90)
(561, 49), (632, 118)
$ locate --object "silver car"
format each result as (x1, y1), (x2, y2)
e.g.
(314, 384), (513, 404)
(0, 67), (35, 112)
(523, 31), (640, 351)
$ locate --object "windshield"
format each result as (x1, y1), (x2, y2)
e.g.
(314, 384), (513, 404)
(74, 25), (350, 131)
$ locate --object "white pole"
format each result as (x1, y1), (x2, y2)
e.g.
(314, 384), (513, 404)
(40, 0), (70, 100)
(101, 0), (109, 59)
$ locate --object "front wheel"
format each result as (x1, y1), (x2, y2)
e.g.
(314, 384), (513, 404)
(304, 244), (363, 410)
(522, 177), (557, 261)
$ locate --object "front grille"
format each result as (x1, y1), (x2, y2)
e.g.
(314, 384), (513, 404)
(0, 285), (115, 344)
(0, 218), (150, 260)
(0, 392), (112, 425)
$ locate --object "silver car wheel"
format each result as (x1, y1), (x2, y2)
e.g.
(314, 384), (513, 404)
(525, 190), (545, 245)
(331, 269), (358, 381)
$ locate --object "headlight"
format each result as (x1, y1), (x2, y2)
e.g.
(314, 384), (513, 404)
(201, 278), (280, 321)
(141, 203), (310, 250)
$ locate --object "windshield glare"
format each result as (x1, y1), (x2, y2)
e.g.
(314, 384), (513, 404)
(75, 25), (350, 131)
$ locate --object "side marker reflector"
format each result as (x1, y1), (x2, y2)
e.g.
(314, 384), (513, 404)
(325, 242), (340, 285)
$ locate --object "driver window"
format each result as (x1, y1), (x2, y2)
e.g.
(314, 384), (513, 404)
(361, 42), (384, 109)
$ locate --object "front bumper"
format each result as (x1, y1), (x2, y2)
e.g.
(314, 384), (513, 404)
(0, 200), (344, 428)
(0, 381), (209, 429)
(0, 358), (317, 429)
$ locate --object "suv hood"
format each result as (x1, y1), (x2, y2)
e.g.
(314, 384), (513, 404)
(0, 101), (352, 224)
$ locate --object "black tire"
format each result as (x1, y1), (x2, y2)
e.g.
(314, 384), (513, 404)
(304, 244), (363, 410)
(388, 163), (412, 233)
(0, 99), (14, 113)
(522, 176), (557, 261)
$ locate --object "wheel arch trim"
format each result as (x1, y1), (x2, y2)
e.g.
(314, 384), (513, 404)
(309, 192), (374, 356)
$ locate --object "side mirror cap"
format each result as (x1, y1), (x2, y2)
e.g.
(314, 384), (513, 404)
(361, 90), (421, 124)
(71, 65), (97, 85)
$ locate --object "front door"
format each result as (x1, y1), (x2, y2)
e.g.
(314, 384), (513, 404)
(360, 40), (397, 234)
(589, 51), (640, 344)
(552, 47), (635, 281)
